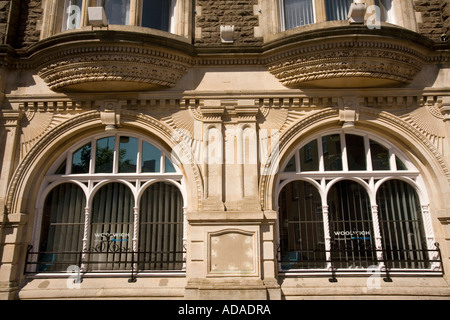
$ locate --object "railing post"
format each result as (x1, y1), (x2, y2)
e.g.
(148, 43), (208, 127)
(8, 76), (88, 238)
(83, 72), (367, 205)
(382, 249), (392, 282)
(23, 245), (33, 274)
(328, 250), (338, 283)
(128, 250), (137, 283)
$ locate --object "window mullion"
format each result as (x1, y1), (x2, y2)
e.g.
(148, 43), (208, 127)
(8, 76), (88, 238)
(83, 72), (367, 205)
(129, 0), (139, 26)
(365, 135), (373, 172)
(341, 132), (349, 172)
(113, 134), (119, 174)
(314, 0), (327, 23)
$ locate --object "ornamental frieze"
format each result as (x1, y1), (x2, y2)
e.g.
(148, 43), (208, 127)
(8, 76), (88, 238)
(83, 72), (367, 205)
(265, 38), (426, 88)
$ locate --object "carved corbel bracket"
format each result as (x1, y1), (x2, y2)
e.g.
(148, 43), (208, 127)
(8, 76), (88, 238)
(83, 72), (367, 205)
(99, 99), (123, 131)
(338, 96), (361, 129)
(438, 96), (450, 122)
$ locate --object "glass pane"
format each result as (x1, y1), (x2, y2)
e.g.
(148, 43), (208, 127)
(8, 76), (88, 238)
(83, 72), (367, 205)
(142, 0), (171, 31)
(396, 156), (408, 171)
(322, 134), (342, 171)
(279, 180), (325, 269)
(38, 183), (85, 272)
(284, 0), (315, 29)
(346, 134), (366, 171)
(370, 140), (390, 170)
(142, 141), (161, 173)
(62, 0), (83, 31)
(300, 139), (319, 172)
(165, 156), (176, 173)
(90, 183), (134, 271)
(118, 136), (138, 173)
(104, 0), (130, 25)
(327, 180), (375, 268)
(139, 182), (184, 270)
(284, 155), (296, 172)
(95, 136), (115, 173)
(377, 180), (429, 269)
(55, 160), (67, 175)
(72, 143), (91, 174)
(325, 0), (352, 21)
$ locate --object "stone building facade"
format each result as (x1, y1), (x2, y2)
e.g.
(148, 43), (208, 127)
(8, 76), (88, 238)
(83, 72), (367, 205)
(0, 0), (450, 300)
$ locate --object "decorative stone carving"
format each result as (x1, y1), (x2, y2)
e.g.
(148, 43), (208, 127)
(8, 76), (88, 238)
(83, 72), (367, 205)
(33, 33), (194, 92)
(265, 34), (427, 88)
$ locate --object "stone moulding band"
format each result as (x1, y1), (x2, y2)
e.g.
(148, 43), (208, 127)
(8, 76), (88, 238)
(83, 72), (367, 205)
(1, 26), (447, 91)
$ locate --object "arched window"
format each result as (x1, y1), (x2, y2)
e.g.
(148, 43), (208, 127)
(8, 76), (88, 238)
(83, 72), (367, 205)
(89, 182), (135, 271)
(279, 180), (325, 270)
(38, 183), (86, 272)
(139, 182), (184, 271)
(377, 179), (428, 269)
(31, 133), (185, 274)
(328, 180), (374, 269)
(277, 131), (438, 274)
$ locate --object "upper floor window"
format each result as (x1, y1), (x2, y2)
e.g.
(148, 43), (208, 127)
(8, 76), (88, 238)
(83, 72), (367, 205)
(282, 0), (398, 30)
(44, 0), (190, 38)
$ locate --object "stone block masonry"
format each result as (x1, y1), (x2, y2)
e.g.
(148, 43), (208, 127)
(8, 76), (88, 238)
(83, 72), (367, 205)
(15, 0), (42, 48)
(414, 0), (446, 43)
(195, 0), (263, 47)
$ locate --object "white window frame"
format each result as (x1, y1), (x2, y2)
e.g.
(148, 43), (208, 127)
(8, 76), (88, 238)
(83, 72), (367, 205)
(30, 131), (187, 275)
(41, 0), (190, 38)
(276, 129), (439, 275)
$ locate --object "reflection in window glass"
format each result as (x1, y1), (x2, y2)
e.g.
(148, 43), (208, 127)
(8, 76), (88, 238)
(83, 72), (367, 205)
(142, 141), (161, 173)
(284, 156), (296, 172)
(56, 160), (67, 175)
(95, 136), (115, 173)
(322, 134), (342, 171)
(346, 134), (366, 171)
(72, 143), (91, 174)
(104, 0), (130, 25)
(300, 139), (319, 172)
(396, 156), (407, 171)
(119, 137), (138, 173)
(165, 156), (176, 173)
(370, 140), (390, 170)
(62, 0), (83, 31)
(142, 0), (172, 31)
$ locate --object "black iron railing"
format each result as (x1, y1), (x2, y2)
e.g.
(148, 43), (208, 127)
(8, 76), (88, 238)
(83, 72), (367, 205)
(279, 243), (444, 282)
(24, 245), (186, 283)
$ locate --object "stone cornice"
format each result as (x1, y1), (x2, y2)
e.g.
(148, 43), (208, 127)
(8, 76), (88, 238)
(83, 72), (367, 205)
(1, 25), (449, 91)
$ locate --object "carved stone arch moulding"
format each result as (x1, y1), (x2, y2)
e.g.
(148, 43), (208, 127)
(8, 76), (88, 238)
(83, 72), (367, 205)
(6, 110), (101, 214)
(358, 107), (450, 183)
(258, 107), (450, 211)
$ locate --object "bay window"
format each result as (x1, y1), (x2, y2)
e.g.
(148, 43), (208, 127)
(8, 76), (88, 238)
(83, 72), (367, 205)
(43, 0), (187, 37)
(281, 0), (399, 31)
(278, 131), (441, 274)
(28, 133), (186, 274)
